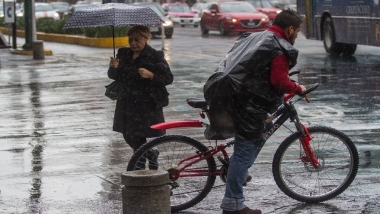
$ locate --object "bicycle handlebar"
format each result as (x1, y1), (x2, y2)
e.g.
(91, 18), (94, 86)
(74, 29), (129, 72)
(285, 70), (319, 102)
(284, 83), (319, 102)
(299, 83), (319, 97)
(289, 70), (300, 76)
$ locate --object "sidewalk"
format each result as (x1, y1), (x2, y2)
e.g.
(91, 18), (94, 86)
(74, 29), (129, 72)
(0, 27), (129, 48)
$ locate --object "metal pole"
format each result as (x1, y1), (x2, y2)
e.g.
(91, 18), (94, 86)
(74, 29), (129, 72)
(8, 24), (11, 44)
(22, 0), (33, 50)
(12, 1), (17, 49)
(32, 0), (36, 43)
(161, 25), (164, 50)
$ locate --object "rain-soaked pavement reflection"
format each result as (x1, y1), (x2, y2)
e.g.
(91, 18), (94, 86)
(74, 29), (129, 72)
(29, 69), (44, 212)
(1, 28), (380, 213)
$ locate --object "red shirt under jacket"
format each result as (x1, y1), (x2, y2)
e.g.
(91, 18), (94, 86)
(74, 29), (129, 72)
(267, 25), (302, 94)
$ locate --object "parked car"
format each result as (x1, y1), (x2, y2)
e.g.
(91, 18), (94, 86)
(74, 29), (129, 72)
(191, 2), (210, 17)
(270, 0), (296, 10)
(0, 4), (3, 18)
(17, 3), (60, 20)
(200, 1), (270, 35)
(50, 2), (70, 20)
(62, 4), (92, 20)
(132, 2), (174, 39)
(245, 0), (281, 23)
(162, 2), (199, 28)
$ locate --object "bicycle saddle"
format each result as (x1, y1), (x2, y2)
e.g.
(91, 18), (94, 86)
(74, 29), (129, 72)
(186, 98), (208, 109)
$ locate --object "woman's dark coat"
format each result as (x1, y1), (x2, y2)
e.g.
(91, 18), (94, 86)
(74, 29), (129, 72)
(107, 44), (173, 138)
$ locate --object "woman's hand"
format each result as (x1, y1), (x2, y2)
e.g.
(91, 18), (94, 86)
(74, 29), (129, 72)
(109, 57), (119, 69)
(138, 68), (154, 80)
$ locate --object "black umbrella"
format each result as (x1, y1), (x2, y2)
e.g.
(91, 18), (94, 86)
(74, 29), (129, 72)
(62, 3), (164, 57)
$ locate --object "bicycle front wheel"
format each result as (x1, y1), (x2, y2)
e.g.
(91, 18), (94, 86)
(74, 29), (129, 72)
(272, 126), (359, 203)
(127, 135), (217, 212)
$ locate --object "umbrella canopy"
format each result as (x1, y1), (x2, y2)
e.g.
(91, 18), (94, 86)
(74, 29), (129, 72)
(62, 3), (164, 29)
(62, 3), (165, 57)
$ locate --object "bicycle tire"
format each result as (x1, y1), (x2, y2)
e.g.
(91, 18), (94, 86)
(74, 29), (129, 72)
(272, 126), (359, 203)
(127, 135), (217, 212)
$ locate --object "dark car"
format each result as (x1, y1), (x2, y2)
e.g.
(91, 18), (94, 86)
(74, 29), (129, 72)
(200, 1), (270, 35)
(132, 2), (174, 39)
(245, 0), (281, 23)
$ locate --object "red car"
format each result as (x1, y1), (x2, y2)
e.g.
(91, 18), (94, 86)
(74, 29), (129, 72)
(245, 0), (282, 23)
(200, 1), (270, 35)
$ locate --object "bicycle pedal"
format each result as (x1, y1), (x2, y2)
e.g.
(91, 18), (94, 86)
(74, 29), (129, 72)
(243, 175), (252, 186)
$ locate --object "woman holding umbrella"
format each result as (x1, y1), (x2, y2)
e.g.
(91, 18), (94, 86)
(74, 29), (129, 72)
(108, 25), (173, 169)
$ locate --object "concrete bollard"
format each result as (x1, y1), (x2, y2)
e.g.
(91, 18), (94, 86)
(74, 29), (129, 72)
(33, 40), (45, 59)
(121, 170), (170, 214)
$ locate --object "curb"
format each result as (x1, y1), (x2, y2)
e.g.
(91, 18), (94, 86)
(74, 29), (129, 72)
(0, 27), (129, 48)
(10, 49), (53, 56)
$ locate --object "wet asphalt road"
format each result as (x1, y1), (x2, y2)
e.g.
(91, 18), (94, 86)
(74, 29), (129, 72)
(1, 26), (380, 214)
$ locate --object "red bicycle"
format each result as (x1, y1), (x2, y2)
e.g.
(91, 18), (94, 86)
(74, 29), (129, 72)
(127, 81), (359, 213)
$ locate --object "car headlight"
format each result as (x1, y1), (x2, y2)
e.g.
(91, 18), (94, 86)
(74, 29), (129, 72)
(17, 12), (23, 17)
(261, 17), (269, 22)
(54, 12), (60, 18)
(276, 10), (282, 14)
(163, 20), (173, 27)
(225, 17), (237, 23)
(0, 14), (4, 18)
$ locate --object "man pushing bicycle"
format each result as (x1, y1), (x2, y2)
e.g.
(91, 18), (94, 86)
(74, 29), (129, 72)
(204, 9), (307, 214)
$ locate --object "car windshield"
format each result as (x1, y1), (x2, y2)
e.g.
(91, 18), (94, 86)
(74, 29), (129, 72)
(51, 4), (69, 10)
(148, 6), (164, 18)
(35, 4), (55, 12)
(220, 3), (257, 12)
(75, 5), (91, 11)
(169, 5), (191, 12)
(249, 0), (274, 8)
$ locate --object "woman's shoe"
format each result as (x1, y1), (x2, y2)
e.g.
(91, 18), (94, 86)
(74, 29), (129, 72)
(222, 207), (262, 214)
(135, 155), (146, 170)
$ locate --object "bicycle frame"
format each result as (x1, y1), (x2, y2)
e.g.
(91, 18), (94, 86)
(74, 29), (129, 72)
(169, 141), (233, 179)
(152, 92), (321, 179)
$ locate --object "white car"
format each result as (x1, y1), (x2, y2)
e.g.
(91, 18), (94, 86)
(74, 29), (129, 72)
(0, 4), (4, 18)
(17, 3), (60, 20)
(162, 3), (199, 28)
(191, 2), (210, 17)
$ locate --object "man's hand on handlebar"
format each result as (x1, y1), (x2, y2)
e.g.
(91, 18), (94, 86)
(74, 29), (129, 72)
(299, 85), (307, 94)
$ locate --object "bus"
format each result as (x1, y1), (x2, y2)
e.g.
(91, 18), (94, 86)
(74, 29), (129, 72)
(297, 0), (380, 55)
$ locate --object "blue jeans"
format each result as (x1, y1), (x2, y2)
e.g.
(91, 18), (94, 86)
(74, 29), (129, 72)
(220, 136), (261, 211)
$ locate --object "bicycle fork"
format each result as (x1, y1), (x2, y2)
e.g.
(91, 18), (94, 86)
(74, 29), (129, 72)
(299, 124), (321, 168)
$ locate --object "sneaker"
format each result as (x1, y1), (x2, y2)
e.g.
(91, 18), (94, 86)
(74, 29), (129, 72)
(148, 148), (159, 170)
(135, 155), (146, 170)
(222, 207), (262, 214)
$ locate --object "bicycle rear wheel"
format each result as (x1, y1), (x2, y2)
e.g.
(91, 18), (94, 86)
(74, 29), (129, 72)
(272, 126), (359, 203)
(127, 135), (217, 212)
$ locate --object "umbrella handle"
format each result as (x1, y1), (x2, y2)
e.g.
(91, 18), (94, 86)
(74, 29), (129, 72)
(113, 26), (115, 58)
